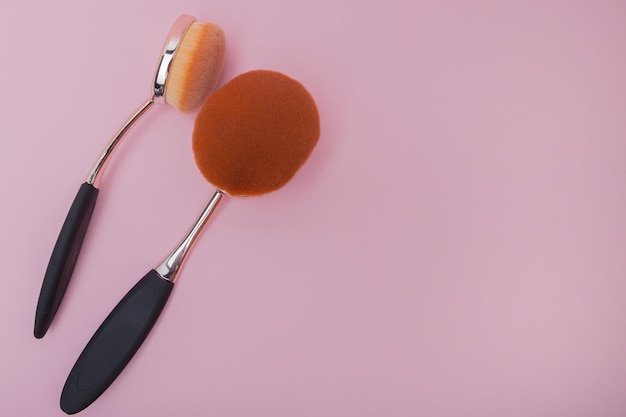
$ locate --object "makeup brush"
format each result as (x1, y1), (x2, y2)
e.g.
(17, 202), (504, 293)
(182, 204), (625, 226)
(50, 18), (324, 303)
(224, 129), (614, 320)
(60, 69), (320, 414)
(34, 15), (226, 339)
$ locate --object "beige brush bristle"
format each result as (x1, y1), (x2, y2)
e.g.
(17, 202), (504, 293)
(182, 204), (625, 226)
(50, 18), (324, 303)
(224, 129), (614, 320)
(165, 22), (226, 113)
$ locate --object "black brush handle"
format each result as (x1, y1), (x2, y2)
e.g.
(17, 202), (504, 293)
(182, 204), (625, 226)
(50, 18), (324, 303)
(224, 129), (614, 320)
(34, 182), (99, 338)
(60, 270), (173, 415)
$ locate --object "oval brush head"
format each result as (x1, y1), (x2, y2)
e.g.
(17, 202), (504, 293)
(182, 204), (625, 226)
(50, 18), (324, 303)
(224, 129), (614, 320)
(165, 22), (226, 113)
(192, 70), (320, 196)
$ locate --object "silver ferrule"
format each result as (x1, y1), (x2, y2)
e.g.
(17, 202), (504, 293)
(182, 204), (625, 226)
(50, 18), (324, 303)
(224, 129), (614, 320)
(156, 190), (225, 283)
(84, 15), (196, 188)
(152, 14), (196, 103)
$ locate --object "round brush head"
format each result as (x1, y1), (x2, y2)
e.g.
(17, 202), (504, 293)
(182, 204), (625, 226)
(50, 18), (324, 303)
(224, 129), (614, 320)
(192, 70), (320, 197)
(165, 22), (226, 113)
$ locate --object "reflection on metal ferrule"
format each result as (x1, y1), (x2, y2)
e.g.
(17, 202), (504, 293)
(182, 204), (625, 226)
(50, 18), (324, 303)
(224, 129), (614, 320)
(84, 15), (196, 188)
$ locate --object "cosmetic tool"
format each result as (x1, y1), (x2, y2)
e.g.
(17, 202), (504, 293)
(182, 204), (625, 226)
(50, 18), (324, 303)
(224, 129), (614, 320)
(34, 15), (226, 338)
(60, 69), (320, 414)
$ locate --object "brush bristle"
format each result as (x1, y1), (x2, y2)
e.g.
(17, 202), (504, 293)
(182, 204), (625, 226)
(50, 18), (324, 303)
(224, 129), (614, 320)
(165, 22), (225, 113)
(192, 70), (320, 197)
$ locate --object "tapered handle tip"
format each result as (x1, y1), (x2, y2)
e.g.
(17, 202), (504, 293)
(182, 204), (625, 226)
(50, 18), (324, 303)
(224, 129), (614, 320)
(34, 182), (99, 339)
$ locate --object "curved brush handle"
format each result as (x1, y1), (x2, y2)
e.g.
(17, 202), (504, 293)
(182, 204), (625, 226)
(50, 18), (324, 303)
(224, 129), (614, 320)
(60, 270), (173, 414)
(34, 99), (155, 339)
(34, 182), (99, 338)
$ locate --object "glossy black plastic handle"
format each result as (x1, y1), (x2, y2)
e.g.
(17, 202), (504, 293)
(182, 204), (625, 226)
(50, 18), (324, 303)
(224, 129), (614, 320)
(60, 270), (173, 415)
(34, 182), (99, 338)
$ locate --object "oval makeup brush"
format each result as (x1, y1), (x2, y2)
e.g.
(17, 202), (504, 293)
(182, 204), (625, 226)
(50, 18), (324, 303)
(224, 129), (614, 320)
(60, 70), (320, 414)
(34, 15), (226, 339)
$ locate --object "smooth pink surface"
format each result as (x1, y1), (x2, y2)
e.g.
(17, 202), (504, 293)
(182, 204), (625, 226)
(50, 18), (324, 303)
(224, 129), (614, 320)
(2, 1), (626, 415)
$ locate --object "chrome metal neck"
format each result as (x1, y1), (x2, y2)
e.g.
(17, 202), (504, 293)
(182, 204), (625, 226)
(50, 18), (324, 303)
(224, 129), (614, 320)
(156, 190), (225, 283)
(84, 15), (196, 188)
(85, 98), (155, 187)
(152, 14), (196, 103)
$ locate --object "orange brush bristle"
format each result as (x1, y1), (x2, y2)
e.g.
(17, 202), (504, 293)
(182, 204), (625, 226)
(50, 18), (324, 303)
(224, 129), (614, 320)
(165, 22), (226, 113)
(192, 70), (320, 197)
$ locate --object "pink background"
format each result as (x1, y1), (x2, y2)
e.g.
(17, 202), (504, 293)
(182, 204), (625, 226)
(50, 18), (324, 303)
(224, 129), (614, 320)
(1, 1), (626, 415)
